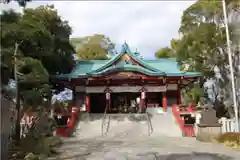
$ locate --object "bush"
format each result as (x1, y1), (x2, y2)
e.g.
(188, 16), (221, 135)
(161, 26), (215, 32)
(216, 132), (240, 149)
(24, 153), (47, 160)
(19, 136), (62, 159)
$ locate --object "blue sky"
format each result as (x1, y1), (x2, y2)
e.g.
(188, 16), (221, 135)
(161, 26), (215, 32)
(1, 1), (195, 59)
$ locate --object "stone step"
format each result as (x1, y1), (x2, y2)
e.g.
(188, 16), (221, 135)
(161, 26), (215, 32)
(74, 112), (182, 139)
(150, 113), (182, 137)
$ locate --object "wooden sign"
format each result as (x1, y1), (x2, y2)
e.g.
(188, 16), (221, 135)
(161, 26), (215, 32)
(167, 84), (178, 90)
(107, 71), (144, 79)
(146, 86), (166, 92)
(109, 86), (141, 92)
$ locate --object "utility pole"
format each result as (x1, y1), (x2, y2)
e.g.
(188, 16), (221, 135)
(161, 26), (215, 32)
(13, 42), (21, 145)
(222, 0), (239, 132)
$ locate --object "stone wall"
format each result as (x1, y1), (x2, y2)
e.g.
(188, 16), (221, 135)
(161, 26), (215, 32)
(196, 126), (221, 142)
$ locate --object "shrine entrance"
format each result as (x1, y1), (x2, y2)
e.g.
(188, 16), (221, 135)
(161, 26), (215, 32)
(88, 91), (167, 114)
(110, 92), (141, 113)
(90, 93), (106, 113)
(146, 92), (162, 108)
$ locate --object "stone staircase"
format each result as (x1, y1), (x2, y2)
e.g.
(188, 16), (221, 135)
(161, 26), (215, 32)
(150, 111), (182, 137)
(74, 110), (182, 140)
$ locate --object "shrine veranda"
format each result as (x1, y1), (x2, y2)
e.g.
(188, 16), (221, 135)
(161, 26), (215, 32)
(52, 43), (201, 114)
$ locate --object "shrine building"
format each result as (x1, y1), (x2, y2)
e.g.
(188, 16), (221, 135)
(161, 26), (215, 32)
(52, 43), (201, 113)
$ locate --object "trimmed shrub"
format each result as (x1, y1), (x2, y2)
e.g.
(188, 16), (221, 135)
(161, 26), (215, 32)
(216, 132), (240, 149)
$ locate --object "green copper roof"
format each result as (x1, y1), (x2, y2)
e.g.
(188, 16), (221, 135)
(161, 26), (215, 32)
(88, 64), (165, 77)
(93, 42), (160, 73)
(54, 43), (201, 79)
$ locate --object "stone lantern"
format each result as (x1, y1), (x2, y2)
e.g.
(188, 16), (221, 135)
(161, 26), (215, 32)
(196, 105), (222, 141)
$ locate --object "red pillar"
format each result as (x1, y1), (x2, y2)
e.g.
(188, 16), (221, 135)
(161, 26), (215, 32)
(162, 92), (167, 111)
(85, 95), (90, 113)
(177, 89), (182, 105)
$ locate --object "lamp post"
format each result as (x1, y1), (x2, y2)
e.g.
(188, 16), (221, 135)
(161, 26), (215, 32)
(222, 0), (239, 132)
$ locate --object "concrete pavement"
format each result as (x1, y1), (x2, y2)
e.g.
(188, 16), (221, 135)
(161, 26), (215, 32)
(49, 113), (240, 160)
(49, 136), (240, 160)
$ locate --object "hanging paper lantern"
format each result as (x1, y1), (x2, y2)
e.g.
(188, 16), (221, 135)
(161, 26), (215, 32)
(72, 107), (77, 113)
(106, 92), (110, 100)
(141, 92), (145, 99)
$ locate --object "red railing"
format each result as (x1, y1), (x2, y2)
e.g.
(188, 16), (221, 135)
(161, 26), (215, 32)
(187, 103), (195, 113)
(183, 125), (195, 137)
(172, 104), (195, 137)
(56, 107), (79, 137)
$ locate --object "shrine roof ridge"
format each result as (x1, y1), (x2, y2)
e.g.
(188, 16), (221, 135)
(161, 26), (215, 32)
(92, 42), (160, 73)
(53, 43), (201, 79)
(87, 64), (165, 77)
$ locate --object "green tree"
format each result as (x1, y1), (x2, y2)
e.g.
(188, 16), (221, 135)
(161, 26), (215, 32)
(183, 84), (205, 104)
(76, 34), (116, 60)
(155, 39), (180, 59)
(155, 47), (175, 59)
(1, 4), (75, 100)
(1, 5), (74, 82)
(173, 0), (239, 111)
(1, 5), (75, 142)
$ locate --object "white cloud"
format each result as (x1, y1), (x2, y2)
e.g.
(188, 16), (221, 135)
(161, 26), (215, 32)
(0, 1), (195, 59)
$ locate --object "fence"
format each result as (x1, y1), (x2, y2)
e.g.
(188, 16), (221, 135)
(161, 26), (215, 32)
(219, 117), (240, 133)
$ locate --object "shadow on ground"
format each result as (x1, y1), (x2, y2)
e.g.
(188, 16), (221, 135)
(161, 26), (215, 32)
(137, 152), (233, 160)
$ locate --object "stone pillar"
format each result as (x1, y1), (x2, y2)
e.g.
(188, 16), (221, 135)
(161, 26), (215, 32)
(85, 94), (90, 113)
(162, 92), (167, 111)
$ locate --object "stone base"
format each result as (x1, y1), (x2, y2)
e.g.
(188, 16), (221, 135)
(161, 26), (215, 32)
(196, 126), (221, 142)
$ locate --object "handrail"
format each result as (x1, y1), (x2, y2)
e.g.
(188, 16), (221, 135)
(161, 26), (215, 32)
(172, 104), (195, 137)
(172, 104), (184, 131)
(187, 104), (194, 113)
(146, 112), (153, 136)
(101, 103), (110, 136)
(55, 106), (79, 137)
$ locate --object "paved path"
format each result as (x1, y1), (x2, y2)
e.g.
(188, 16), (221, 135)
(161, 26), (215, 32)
(50, 136), (240, 160)
(49, 113), (240, 160)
